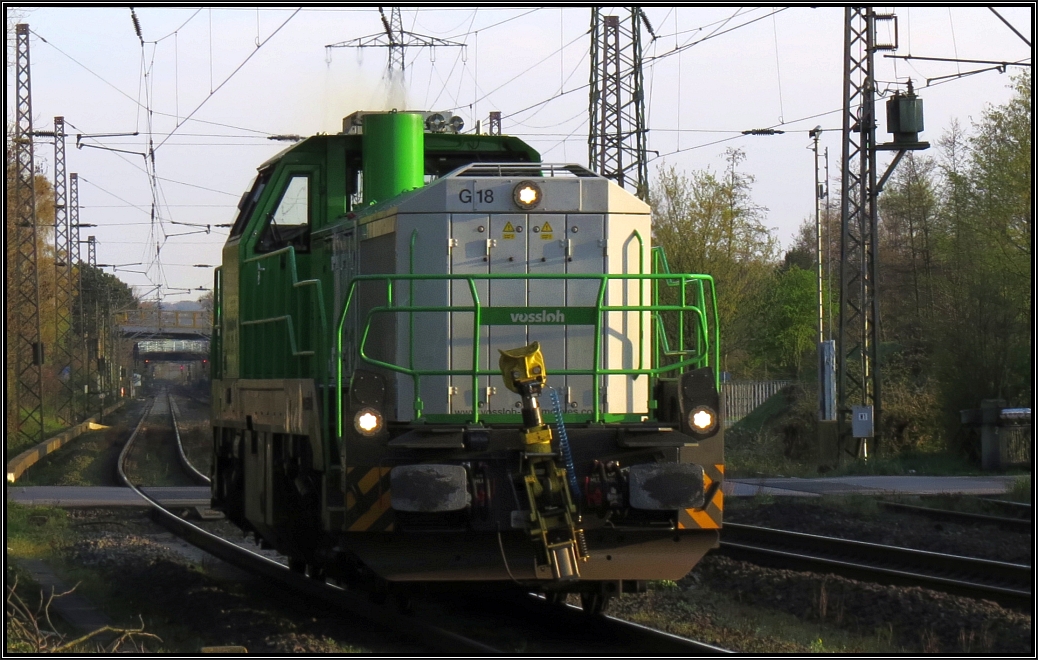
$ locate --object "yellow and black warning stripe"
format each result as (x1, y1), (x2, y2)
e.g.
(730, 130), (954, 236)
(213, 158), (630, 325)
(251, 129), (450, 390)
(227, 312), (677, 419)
(343, 466), (395, 532)
(677, 463), (724, 530)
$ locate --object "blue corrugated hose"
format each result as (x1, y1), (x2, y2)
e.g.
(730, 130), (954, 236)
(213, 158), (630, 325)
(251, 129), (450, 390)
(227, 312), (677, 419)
(549, 388), (581, 500)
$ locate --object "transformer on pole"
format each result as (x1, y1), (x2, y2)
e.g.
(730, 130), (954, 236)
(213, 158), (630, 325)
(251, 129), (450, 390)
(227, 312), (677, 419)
(13, 23), (45, 446)
(588, 9), (650, 201)
(53, 117), (76, 425)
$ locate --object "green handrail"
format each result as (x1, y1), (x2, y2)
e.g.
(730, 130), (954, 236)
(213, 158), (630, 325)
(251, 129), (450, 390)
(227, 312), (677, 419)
(241, 247), (330, 369)
(335, 272), (718, 434)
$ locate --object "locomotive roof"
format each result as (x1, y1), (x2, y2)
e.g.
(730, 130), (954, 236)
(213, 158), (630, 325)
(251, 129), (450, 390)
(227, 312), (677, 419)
(258, 131), (540, 175)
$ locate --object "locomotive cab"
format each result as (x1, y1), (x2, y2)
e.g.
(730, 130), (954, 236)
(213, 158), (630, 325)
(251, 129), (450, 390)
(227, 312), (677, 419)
(210, 111), (723, 605)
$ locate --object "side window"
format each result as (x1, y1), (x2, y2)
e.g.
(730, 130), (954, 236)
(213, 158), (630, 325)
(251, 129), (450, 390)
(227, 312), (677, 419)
(256, 174), (311, 253)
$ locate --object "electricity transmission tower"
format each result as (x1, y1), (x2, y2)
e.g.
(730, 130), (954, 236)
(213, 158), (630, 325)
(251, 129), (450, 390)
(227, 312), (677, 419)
(837, 7), (927, 461)
(70, 173), (88, 419)
(325, 7), (466, 84)
(12, 23), (45, 447)
(52, 116), (76, 425)
(588, 8), (653, 201)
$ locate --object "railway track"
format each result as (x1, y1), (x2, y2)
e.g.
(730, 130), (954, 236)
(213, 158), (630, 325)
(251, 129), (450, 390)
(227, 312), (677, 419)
(119, 393), (730, 654)
(977, 497), (1033, 518)
(878, 500), (1032, 532)
(719, 522), (1032, 609)
(167, 392), (209, 485)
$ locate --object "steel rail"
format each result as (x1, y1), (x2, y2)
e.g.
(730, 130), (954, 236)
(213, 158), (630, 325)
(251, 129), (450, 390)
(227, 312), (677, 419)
(515, 593), (733, 654)
(879, 500), (1032, 532)
(120, 397), (728, 653)
(719, 523), (1032, 608)
(977, 498), (1033, 518)
(167, 391), (210, 485)
(116, 398), (499, 654)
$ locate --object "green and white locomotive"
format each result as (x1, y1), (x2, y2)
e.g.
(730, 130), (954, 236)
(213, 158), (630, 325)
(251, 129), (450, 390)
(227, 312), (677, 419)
(210, 110), (724, 609)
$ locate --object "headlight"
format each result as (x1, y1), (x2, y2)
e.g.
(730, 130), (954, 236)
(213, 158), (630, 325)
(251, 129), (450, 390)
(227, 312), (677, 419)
(354, 408), (384, 436)
(513, 181), (541, 210)
(689, 406), (717, 434)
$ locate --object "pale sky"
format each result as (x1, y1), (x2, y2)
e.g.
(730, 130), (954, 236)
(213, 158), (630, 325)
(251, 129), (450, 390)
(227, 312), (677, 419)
(7, 6), (1032, 301)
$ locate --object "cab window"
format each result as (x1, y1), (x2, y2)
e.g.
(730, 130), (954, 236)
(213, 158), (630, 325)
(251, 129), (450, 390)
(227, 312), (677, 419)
(229, 170), (271, 238)
(256, 174), (310, 253)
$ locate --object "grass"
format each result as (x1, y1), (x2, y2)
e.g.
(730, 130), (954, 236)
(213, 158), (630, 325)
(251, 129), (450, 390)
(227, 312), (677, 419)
(6, 504), (372, 653)
(1004, 475), (1032, 503)
(7, 417), (75, 459)
(5, 502), (72, 559)
(823, 450), (984, 477)
(12, 426), (126, 487)
(5, 504), (190, 652)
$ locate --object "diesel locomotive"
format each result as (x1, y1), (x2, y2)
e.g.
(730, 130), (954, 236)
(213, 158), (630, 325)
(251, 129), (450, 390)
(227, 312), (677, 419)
(209, 110), (724, 611)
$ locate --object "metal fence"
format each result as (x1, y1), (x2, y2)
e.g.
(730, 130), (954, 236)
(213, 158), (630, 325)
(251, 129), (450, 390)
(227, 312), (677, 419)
(724, 380), (793, 428)
(999, 421), (1033, 467)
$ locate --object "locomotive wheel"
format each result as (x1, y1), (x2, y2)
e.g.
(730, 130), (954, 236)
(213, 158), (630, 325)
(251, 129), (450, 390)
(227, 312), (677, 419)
(306, 564), (326, 582)
(580, 592), (611, 615)
(545, 592), (566, 606)
(288, 558), (306, 574)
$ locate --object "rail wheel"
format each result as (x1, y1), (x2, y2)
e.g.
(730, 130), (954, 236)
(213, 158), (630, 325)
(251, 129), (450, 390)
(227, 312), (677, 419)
(544, 592), (566, 606)
(306, 564), (326, 583)
(580, 592), (611, 615)
(288, 558), (306, 574)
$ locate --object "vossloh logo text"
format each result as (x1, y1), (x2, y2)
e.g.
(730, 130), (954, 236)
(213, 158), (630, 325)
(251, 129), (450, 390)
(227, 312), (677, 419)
(510, 309), (566, 323)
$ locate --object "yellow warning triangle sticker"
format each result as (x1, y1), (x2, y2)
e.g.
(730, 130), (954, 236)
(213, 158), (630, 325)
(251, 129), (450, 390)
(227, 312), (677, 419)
(541, 221), (553, 233)
(503, 221), (514, 232)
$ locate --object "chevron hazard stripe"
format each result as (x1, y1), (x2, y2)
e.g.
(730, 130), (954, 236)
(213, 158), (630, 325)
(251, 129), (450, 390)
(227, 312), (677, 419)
(344, 466), (394, 531)
(677, 463), (724, 529)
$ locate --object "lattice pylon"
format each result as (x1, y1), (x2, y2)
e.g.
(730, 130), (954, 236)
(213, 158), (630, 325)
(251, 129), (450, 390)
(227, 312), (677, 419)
(588, 9), (648, 201)
(54, 116), (76, 425)
(837, 7), (881, 459)
(70, 173), (88, 417)
(12, 23), (45, 448)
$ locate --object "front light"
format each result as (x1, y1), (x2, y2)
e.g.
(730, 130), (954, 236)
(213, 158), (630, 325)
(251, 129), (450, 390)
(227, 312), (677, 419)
(689, 406), (717, 433)
(513, 181), (541, 210)
(354, 408), (383, 436)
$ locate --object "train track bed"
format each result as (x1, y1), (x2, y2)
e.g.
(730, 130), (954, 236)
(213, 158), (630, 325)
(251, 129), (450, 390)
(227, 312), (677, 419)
(719, 522), (1031, 607)
(117, 391), (730, 653)
(165, 392), (212, 478)
(121, 395), (199, 488)
(725, 494), (1031, 564)
(708, 494), (1033, 653)
(878, 500), (1031, 532)
(17, 506), (428, 653)
(688, 554), (1031, 654)
(12, 400), (1029, 653)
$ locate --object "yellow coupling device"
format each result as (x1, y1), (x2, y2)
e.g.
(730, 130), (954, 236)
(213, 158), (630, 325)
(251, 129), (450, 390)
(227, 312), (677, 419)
(499, 342), (588, 580)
